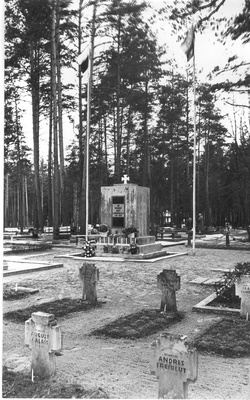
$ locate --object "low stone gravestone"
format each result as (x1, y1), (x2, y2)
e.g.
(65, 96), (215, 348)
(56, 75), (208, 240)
(79, 263), (99, 303)
(25, 311), (62, 378)
(151, 333), (198, 399)
(157, 269), (180, 312)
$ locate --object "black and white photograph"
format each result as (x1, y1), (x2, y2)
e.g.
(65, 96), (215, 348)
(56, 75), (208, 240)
(2, 0), (250, 398)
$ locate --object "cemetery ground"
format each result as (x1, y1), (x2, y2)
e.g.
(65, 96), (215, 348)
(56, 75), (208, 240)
(2, 244), (250, 399)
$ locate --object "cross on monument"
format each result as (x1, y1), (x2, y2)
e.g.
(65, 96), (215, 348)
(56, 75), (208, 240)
(121, 174), (130, 184)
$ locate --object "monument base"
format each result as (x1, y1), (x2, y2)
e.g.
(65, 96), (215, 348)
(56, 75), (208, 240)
(95, 249), (172, 260)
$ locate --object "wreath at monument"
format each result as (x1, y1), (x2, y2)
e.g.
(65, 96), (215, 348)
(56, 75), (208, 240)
(129, 242), (138, 254)
(82, 240), (96, 257)
(122, 225), (139, 237)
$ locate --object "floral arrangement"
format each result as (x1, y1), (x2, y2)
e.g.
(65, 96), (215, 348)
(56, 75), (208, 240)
(122, 225), (139, 237)
(129, 242), (138, 254)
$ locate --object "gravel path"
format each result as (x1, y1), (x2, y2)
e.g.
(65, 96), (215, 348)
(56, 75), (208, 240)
(2, 244), (250, 399)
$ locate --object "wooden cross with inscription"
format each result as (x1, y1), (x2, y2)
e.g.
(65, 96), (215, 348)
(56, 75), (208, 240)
(25, 312), (62, 378)
(121, 174), (130, 184)
(79, 263), (99, 304)
(151, 333), (198, 399)
(157, 269), (180, 312)
(236, 275), (250, 318)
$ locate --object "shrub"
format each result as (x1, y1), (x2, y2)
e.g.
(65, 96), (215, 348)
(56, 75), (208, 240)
(214, 262), (250, 303)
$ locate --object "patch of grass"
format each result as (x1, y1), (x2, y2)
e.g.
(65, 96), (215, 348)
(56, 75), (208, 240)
(91, 309), (184, 339)
(3, 298), (102, 323)
(193, 318), (250, 357)
(2, 366), (109, 398)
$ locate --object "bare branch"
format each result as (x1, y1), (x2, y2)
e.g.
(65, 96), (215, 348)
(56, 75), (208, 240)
(224, 100), (250, 109)
(197, 0), (227, 28)
(213, 62), (250, 76)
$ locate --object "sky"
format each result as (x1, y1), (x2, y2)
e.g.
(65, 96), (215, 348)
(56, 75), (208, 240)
(9, 0), (250, 159)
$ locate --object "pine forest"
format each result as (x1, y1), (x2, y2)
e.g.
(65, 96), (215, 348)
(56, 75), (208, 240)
(4, 0), (250, 237)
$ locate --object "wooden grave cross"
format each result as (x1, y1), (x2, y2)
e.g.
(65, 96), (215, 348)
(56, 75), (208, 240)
(25, 311), (62, 378)
(151, 333), (198, 399)
(235, 275), (250, 318)
(157, 269), (180, 312)
(79, 263), (99, 304)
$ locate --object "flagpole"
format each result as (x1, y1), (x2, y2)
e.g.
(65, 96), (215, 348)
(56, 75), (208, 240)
(85, 54), (90, 243)
(85, 1), (97, 242)
(192, 46), (196, 255)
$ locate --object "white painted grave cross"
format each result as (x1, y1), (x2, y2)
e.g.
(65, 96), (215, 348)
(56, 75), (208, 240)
(157, 269), (180, 312)
(235, 275), (250, 318)
(25, 311), (62, 378)
(151, 333), (198, 399)
(79, 263), (99, 304)
(121, 174), (130, 184)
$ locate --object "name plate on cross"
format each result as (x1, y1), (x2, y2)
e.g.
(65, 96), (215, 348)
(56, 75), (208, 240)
(151, 333), (198, 399)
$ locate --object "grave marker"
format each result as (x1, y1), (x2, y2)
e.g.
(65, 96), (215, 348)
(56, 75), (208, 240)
(25, 311), (62, 378)
(157, 269), (180, 312)
(238, 275), (250, 318)
(79, 263), (99, 303)
(151, 333), (198, 399)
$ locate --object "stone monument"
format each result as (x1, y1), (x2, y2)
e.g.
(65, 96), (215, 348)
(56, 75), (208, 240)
(157, 269), (181, 312)
(100, 176), (150, 236)
(151, 333), (198, 399)
(79, 263), (99, 303)
(25, 311), (62, 378)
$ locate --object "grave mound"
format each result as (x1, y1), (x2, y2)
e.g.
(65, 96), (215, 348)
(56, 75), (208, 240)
(3, 298), (103, 323)
(192, 317), (250, 357)
(91, 309), (184, 339)
(3, 284), (39, 300)
(2, 366), (109, 399)
(208, 286), (241, 309)
(3, 288), (29, 301)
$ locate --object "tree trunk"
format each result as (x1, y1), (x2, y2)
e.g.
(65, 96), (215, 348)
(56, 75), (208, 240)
(14, 93), (24, 232)
(47, 86), (53, 226)
(56, 1), (66, 224)
(204, 127), (210, 226)
(52, 1), (60, 239)
(30, 45), (43, 231)
(4, 174), (9, 228)
(78, 0), (85, 234)
(142, 80), (151, 188)
(79, 0), (97, 235)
